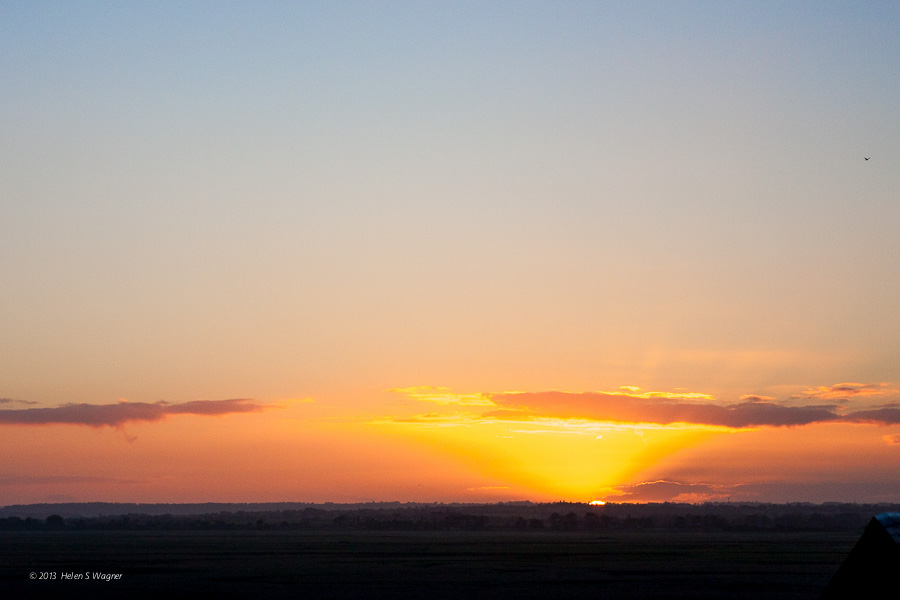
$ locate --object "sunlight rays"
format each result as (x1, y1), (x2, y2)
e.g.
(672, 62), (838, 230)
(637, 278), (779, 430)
(374, 411), (729, 500)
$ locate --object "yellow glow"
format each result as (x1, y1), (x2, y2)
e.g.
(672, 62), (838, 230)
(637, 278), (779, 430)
(374, 415), (728, 500)
(386, 387), (496, 406)
(603, 386), (716, 401)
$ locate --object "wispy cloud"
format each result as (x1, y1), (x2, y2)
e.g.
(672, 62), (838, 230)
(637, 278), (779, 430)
(0, 399), (268, 428)
(792, 382), (899, 400)
(739, 395), (777, 402)
(602, 478), (900, 503)
(486, 391), (839, 428)
(0, 397), (38, 405)
(386, 386), (495, 406)
(842, 407), (900, 425)
(390, 384), (900, 429)
(600, 479), (738, 503)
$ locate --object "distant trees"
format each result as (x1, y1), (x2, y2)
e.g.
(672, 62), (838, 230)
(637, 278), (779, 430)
(0, 516), (43, 530)
(0, 503), (880, 533)
(45, 514), (65, 530)
(584, 512), (603, 530)
(513, 517), (544, 530)
(548, 512), (580, 531)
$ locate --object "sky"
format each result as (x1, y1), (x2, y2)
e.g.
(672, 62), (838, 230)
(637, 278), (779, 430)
(1, 1), (899, 505)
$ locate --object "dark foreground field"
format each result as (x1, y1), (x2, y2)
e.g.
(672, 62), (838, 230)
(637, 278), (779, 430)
(0, 529), (854, 599)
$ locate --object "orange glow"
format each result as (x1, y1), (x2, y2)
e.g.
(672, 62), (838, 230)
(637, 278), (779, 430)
(4, 385), (900, 504)
(374, 415), (729, 500)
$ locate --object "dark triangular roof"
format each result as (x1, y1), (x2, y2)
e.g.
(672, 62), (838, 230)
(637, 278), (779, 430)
(873, 512), (900, 544)
(820, 513), (900, 599)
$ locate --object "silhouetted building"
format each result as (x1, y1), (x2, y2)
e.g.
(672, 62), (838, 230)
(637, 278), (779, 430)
(821, 513), (900, 599)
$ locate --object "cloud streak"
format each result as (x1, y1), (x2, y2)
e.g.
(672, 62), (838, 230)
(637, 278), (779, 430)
(391, 385), (900, 429)
(475, 387), (900, 429)
(600, 479), (738, 503)
(485, 391), (842, 428)
(0, 397), (38, 405)
(386, 387), (495, 406)
(0, 399), (267, 428)
(792, 382), (899, 400)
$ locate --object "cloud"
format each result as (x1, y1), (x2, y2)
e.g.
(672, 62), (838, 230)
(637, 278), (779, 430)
(600, 479), (737, 503)
(793, 382), (899, 400)
(842, 407), (900, 425)
(480, 409), (535, 420)
(0, 399), (268, 428)
(387, 387), (495, 406)
(388, 384), (900, 430)
(603, 478), (900, 504)
(0, 397), (38, 405)
(486, 391), (839, 428)
(739, 395), (777, 402)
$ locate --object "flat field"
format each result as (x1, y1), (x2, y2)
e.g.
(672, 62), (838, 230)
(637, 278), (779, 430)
(0, 529), (855, 599)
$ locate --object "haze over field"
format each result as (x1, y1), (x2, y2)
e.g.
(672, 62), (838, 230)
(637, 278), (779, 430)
(2, 1), (899, 505)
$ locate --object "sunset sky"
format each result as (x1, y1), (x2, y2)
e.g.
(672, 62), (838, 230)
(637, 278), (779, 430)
(2, 1), (900, 505)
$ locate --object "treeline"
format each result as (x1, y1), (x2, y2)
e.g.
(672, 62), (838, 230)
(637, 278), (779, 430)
(1, 502), (895, 533)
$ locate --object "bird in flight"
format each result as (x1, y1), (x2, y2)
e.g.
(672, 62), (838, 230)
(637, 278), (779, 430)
(864, 156), (870, 161)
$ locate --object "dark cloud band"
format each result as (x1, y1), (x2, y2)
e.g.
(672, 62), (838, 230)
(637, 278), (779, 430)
(0, 399), (265, 428)
(486, 391), (900, 428)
